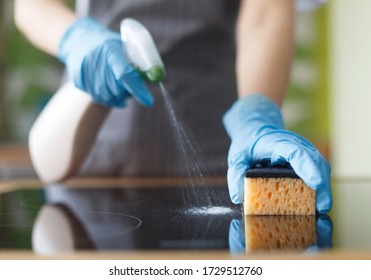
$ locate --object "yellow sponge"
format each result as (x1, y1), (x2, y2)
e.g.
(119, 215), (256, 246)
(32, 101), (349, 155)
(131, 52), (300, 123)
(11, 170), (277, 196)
(245, 215), (316, 252)
(244, 167), (315, 215)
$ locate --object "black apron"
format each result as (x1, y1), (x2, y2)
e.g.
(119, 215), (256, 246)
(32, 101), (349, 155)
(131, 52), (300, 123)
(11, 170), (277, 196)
(77, 0), (240, 177)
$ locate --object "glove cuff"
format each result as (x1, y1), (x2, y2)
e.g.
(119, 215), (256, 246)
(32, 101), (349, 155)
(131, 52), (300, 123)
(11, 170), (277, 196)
(222, 93), (285, 139)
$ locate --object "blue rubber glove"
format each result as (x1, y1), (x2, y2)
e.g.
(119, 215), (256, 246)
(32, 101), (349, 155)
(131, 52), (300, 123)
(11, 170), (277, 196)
(58, 18), (153, 108)
(222, 93), (332, 214)
(228, 219), (245, 255)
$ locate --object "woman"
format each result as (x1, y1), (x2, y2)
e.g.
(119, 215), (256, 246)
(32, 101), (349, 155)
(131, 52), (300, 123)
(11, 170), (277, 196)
(14, 0), (331, 213)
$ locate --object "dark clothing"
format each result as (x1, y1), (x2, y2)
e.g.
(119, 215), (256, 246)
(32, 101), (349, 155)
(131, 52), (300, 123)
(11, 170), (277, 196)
(77, 0), (240, 176)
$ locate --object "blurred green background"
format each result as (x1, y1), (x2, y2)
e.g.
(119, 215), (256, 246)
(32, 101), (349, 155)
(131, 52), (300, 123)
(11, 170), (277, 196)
(0, 0), (67, 143)
(285, 7), (329, 158)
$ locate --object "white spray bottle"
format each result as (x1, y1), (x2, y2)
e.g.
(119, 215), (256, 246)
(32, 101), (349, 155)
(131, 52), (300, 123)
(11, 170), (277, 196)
(29, 18), (165, 183)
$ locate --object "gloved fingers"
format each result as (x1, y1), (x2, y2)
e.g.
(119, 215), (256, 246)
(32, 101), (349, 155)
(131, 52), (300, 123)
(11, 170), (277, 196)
(106, 41), (154, 107)
(93, 92), (126, 107)
(287, 148), (331, 191)
(76, 40), (128, 107)
(59, 18), (154, 108)
(304, 214), (334, 252)
(102, 69), (128, 107)
(250, 132), (331, 191)
(228, 219), (245, 254)
(315, 183), (333, 214)
(227, 152), (250, 204)
(269, 144), (332, 214)
(95, 64), (127, 107)
(316, 215), (333, 249)
(254, 133), (328, 189)
(269, 146), (326, 188)
(119, 69), (154, 107)
(92, 93), (126, 108)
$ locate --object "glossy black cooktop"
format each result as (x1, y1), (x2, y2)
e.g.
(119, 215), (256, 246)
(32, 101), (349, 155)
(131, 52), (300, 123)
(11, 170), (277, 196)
(0, 180), (337, 256)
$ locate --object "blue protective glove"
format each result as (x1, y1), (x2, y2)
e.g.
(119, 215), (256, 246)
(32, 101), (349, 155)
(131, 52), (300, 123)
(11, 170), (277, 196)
(228, 219), (245, 255)
(222, 93), (332, 214)
(58, 18), (153, 108)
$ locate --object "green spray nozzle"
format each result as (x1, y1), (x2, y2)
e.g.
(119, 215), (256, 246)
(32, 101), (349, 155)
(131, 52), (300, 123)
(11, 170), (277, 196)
(135, 65), (166, 84)
(121, 18), (166, 83)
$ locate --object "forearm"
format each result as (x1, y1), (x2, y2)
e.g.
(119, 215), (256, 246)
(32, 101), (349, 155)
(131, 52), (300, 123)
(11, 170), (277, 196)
(14, 0), (76, 56)
(236, 0), (295, 106)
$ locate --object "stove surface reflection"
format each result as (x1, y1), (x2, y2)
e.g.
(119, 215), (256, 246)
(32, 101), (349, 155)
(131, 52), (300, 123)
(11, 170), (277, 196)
(0, 182), (332, 255)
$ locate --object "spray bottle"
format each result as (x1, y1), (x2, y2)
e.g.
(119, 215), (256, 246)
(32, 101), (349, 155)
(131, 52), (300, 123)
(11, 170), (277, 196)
(29, 18), (165, 183)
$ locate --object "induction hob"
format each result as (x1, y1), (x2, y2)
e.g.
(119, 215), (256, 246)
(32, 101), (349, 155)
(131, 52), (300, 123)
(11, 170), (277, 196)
(0, 180), (335, 256)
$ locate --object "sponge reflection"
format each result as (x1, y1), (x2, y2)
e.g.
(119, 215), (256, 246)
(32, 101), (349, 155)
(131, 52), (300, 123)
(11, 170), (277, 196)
(229, 215), (333, 254)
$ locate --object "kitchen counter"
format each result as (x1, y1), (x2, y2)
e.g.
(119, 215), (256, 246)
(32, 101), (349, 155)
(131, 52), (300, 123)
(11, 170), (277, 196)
(1, 176), (371, 260)
(1, 145), (371, 260)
